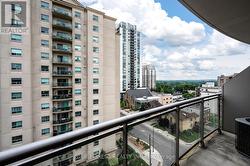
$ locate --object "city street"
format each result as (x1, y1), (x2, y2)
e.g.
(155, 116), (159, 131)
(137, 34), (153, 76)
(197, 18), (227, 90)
(129, 124), (189, 166)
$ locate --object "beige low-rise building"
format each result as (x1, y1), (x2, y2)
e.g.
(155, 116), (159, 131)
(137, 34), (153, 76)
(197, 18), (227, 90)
(0, 0), (120, 165)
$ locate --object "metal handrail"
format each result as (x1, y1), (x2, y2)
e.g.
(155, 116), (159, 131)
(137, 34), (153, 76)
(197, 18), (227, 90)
(0, 93), (222, 166)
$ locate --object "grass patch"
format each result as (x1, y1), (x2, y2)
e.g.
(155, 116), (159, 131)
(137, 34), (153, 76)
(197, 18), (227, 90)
(180, 129), (199, 143)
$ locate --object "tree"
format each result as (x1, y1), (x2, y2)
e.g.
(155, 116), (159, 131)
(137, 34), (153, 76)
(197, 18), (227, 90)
(98, 149), (109, 166)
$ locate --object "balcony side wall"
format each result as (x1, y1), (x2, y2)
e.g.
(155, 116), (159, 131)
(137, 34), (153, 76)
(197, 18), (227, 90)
(223, 66), (250, 133)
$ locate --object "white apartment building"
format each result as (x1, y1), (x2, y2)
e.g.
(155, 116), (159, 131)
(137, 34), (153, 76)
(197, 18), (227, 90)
(117, 22), (141, 94)
(0, 0), (120, 165)
(142, 64), (156, 90)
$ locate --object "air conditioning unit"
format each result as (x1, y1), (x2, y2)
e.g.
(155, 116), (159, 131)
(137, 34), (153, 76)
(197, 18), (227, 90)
(235, 117), (250, 157)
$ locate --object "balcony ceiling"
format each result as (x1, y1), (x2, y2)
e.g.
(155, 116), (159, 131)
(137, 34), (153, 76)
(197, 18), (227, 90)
(179, 0), (250, 44)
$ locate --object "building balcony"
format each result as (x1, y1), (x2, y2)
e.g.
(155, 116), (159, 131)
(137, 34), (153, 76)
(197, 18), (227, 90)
(52, 7), (72, 21)
(53, 117), (73, 125)
(52, 60), (72, 65)
(53, 71), (73, 77)
(53, 106), (72, 113)
(53, 128), (73, 136)
(52, 33), (72, 43)
(52, 94), (72, 100)
(52, 21), (72, 32)
(52, 45), (72, 54)
(53, 82), (72, 88)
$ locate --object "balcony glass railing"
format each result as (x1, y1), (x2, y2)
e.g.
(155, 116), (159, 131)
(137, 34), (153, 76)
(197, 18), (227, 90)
(53, 6), (72, 17)
(53, 94), (72, 100)
(53, 71), (73, 76)
(53, 127), (73, 136)
(53, 82), (72, 87)
(53, 59), (72, 64)
(52, 20), (72, 30)
(0, 94), (222, 166)
(53, 117), (73, 124)
(52, 33), (72, 41)
(52, 45), (72, 52)
(53, 106), (72, 112)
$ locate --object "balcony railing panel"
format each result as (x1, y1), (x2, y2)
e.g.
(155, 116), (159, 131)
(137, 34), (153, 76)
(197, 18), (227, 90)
(0, 94), (222, 166)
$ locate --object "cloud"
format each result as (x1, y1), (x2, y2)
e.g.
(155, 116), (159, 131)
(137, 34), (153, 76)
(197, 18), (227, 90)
(81, 0), (206, 45)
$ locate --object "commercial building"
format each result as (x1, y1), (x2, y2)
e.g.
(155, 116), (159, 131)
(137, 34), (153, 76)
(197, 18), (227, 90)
(142, 64), (156, 90)
(117, 22), (141, 94)
(0, 0), (120, 165)
(217, 73), (238, 87)
(152, 92), (173, 105)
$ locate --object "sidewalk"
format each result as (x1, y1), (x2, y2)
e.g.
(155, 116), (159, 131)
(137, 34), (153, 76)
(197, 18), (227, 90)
(128, 136), (163, 166)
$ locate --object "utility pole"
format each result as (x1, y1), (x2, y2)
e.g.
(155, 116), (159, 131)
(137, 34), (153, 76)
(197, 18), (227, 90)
(149, 134), (152, 166)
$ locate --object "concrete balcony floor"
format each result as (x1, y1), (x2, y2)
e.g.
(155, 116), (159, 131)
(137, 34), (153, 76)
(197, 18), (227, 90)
(180, 132), (250, 166)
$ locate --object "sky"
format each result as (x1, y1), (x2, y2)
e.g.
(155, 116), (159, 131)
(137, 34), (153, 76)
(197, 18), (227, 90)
(80, 0), (250, 80)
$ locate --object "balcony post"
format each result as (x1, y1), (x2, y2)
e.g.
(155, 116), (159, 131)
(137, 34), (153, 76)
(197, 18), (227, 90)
(218, 95), (222, 134)
(200, 99), (206, 148)
(122, 123), (128, 166)
(175, 107), (180, 166)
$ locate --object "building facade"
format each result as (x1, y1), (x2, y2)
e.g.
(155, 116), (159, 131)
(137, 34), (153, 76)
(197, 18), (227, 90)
(142, 64), (156, 90)
(0, 0), (120, 165)
(217, 73), (238, 87)
(117, 22), (141, 93)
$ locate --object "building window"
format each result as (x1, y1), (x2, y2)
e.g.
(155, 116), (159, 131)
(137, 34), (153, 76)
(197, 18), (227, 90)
(93, 140), (99, 146)
(11, 78), (22, 85)
(11, 63), (22, 71)
(93, 78), (99, 84)
(75, 23), (81, 29)
(41, 52), (49, 60)
(11, 48), (22, 56)
(93, 109), (99, 115)
(11, 106), (22, 114)
(92, 36), (99, 43)
(41, 128), (50, 135)
(75, 155), (81, 161)
(93, 151), (99, 157)
(93, 68), (99, 74)
(75, 122), (81, 128)
(75, 100), (81, 106)
(12, 121), (22, 129)
(93, 89), (99, 94)
(75, 78), (81, 84)
(75, 89), (81, 95)
(41, 116), (50, 123)
(93, 47), (99, 53)
(75, 34), (81, 40)
(75, 67), (81, 73)
(12, 135), (22, 144)
(93, 15), (99, 22)
(75, 56), (81, 62)
(75, 45), (81, 51)
(41, 91), (49, 97)
(75, 111), (81, 117)
(11, 34), (22, 42)
(93, 57), (99, 64)
(93, 25), (99, 32)
(41, 40), (49, 47)
(41, 66), (49, 72)
(93, 99), (99, 105)
(41, 1), (49, 9)
(93, 120), (99, 125)
(41, 78), (49, 85)
(41, 27), (49, 34)
(41, 14), (49, 22)
(41, 103), (50, 110)
(75, 11), (81, 18)
(11, 92), (22, 100)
